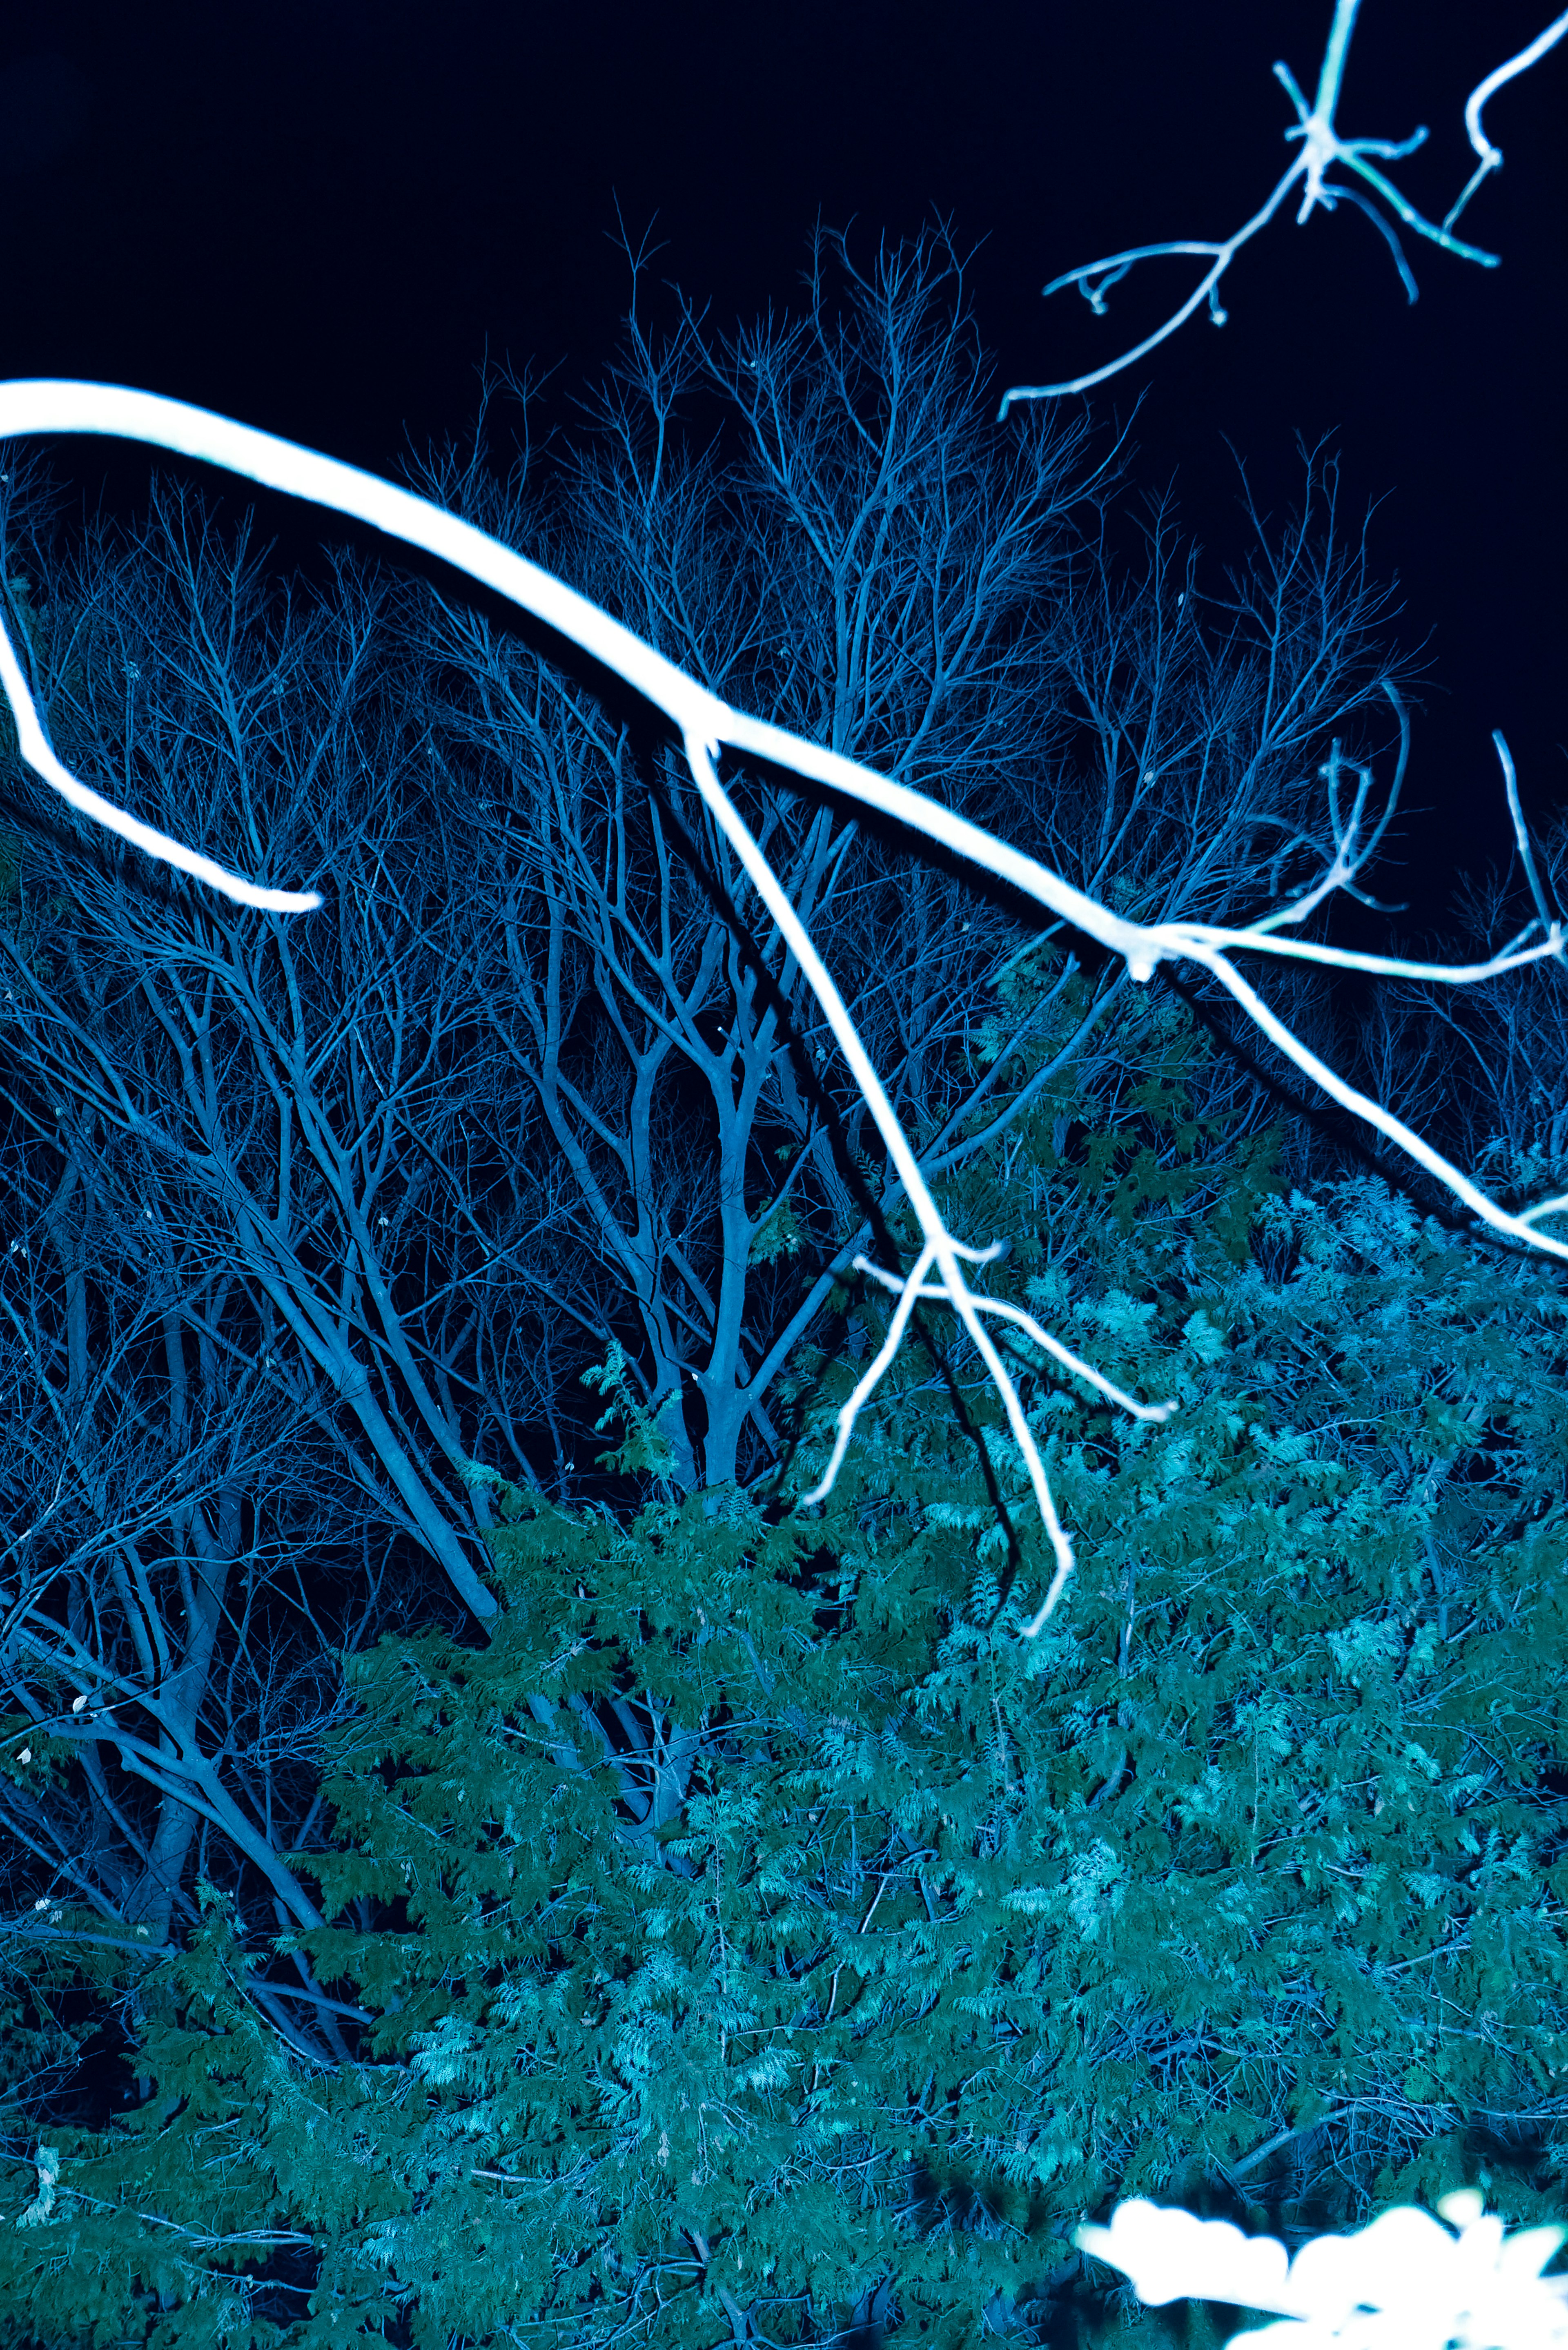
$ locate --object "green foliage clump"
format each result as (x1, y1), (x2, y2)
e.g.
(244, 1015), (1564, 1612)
(2, 990), (1566, 2350)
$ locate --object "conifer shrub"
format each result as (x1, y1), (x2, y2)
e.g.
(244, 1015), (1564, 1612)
(4, 982), (1566, 2349)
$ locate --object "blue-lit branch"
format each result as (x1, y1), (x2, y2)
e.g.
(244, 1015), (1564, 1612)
(0, 381), (1562, 1643)
(999, 0), (1568, 414)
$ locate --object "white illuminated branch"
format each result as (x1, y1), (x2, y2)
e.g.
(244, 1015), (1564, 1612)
(0, 577), (322, 913)
(998, 0), (1568, 413)
(1077, 2192), (1568, 2350)
(0, 380), (1562, 1638)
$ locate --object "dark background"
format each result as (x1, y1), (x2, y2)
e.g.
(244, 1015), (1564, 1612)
(1, 0), (1563, 934)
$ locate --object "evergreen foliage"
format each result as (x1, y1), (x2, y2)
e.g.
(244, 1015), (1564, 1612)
(3, 977), (1566, 2348)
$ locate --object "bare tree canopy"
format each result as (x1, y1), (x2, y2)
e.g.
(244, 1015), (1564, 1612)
(0, 225), (1555, 2070)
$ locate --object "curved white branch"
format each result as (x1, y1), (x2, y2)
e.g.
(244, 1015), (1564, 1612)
(0, 378), (1559, 1639)
(0, 589), (321, 912)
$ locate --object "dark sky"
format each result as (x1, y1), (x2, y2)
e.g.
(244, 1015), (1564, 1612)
(2, 0), (1564, 935)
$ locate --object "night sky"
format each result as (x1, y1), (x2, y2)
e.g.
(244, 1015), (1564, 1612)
(2, 0), (1563, 938)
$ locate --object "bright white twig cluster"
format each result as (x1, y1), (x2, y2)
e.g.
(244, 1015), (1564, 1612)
(805, 1239), (1178, 1631)
(1077, 2192), (1568, 2350)
(0, 380), (1561, 1637)
(998, 0), (1568, 413)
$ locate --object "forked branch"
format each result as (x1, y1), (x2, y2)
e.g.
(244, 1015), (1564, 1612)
(0, 379), (1560, 1636)
(998, 0), (1568, 414)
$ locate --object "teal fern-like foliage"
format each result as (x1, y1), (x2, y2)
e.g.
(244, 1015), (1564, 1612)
(4, 986), (1566, 2349)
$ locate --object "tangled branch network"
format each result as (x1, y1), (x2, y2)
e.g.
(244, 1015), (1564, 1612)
(998, 0), (1568, 411)
(0, 380), (1563, 1641)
